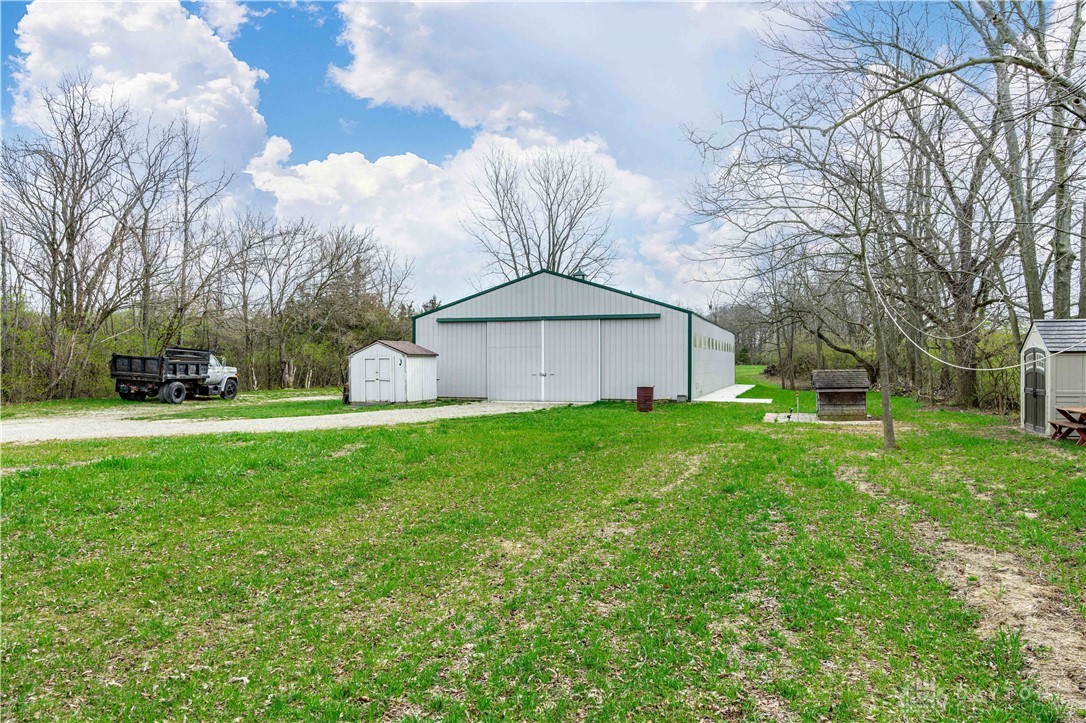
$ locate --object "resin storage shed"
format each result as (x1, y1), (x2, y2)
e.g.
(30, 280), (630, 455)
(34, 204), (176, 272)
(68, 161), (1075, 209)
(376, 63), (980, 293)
(1021, 319), (1086, 435)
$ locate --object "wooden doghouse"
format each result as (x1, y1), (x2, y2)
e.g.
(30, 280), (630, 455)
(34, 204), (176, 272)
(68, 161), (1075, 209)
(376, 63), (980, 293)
(812, 369), (870, 421)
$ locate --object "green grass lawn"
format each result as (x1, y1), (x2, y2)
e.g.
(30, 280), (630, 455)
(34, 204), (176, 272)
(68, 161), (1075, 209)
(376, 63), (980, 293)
(3, 367), (1083, 720)
(1, 386), (342, 420)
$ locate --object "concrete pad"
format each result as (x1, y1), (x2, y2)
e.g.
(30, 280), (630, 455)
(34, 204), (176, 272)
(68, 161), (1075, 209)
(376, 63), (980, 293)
(763, 412), (881, 425)
(695, 384), (773, 404)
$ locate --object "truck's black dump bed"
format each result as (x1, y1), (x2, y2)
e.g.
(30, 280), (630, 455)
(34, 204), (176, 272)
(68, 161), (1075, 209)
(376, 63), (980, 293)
(110, 347), (211, 382)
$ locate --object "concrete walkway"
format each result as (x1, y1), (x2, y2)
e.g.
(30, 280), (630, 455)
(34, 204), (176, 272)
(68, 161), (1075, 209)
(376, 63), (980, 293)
(695, 384), (773, 404)
(2, 401), (564, 444)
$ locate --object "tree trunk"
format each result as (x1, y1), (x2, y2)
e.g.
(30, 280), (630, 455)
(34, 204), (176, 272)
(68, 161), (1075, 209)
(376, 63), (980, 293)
(860, 243), (896, 450)
(1050, 104), (1076, 318)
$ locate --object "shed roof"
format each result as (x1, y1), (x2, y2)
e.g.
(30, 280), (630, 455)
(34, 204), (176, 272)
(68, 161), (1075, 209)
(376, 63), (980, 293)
(351, 340), (438, 357)
(811, 369), (870, 390)
(378, 340), (437, 356)
(1028, 319), (1086, 353)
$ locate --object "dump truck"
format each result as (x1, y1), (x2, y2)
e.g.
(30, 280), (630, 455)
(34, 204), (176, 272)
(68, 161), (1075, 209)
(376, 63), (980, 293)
(110, 346), (239, 403)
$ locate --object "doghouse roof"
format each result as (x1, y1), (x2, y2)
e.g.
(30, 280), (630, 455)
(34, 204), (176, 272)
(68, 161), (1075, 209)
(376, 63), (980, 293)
(811, 369), (870, 391)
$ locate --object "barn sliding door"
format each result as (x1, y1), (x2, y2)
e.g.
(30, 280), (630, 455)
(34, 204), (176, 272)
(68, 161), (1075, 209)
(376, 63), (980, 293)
(483, 320), (602, 402)
(486, 321), (543, 401)
(543, 320), (601, 402)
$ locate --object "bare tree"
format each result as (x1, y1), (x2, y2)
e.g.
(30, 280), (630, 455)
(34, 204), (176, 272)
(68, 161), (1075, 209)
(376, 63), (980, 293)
(464, 146), (615, 281)
(0, 77), (165, 397)
(171, 118), (234, 346)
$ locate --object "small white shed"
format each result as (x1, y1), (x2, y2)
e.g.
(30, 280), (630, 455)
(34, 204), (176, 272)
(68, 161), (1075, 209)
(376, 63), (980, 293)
(1021, 319), (1086, 434)
(348, 340), (438, 404)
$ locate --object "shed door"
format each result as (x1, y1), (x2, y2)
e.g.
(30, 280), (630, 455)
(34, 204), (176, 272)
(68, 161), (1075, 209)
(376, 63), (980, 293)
(363, 355), (395, 403)
(486, 321), (543, 401)
(1024, 348), (1046, 434)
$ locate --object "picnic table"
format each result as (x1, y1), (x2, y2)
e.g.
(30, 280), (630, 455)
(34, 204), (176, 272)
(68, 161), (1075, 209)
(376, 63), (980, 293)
(1050, 405), (1086, 446)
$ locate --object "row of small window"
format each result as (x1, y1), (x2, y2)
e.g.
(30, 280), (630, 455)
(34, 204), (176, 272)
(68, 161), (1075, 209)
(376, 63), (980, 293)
(694, 335), (733, 353)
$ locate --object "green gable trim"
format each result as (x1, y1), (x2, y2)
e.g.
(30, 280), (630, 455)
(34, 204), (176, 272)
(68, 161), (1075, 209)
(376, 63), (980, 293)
(411, 269), (733, 335)
(436, 313), (661, 324)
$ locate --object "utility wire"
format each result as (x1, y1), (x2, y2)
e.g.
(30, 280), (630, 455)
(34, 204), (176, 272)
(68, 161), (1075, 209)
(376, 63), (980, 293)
(862, 250), (1086, 371)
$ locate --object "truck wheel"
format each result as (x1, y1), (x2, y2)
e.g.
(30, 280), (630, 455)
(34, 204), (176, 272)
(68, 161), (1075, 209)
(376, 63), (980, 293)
(220, 379), (238, 400)
(156, 385), (168, 402)
(132, 392), (147, 401)
(163, 381), (186, 404)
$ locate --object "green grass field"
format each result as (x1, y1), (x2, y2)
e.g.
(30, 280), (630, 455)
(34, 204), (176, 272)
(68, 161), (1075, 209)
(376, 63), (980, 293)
(0, 386), (342, 420)
(3, 367), (1084, 720)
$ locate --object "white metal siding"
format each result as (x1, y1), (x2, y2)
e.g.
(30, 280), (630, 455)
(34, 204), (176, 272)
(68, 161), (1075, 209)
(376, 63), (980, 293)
(416, 319), (487, 398)
(600, 317), (686, 400)
(544, 320), (601, 402)
(691, 315), (736, 399)
(415, 273), (719, 402)
(431, 272), (668, 318)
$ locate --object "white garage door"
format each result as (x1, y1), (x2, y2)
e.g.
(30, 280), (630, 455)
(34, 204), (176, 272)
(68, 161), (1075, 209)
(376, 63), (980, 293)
(484, 320), (601, 402)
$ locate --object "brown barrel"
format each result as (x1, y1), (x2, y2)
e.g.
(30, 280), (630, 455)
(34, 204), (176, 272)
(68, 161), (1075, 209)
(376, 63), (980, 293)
(636, 386), (654, 412)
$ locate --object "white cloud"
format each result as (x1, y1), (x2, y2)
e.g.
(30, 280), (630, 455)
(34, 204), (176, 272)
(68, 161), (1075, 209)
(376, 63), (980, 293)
(315, 1), (789, 307)
(327, 2), (782, 167)
(199, 0), (251, 42)
(329, 4), (569, 131)
(246, 129), (714, 307)
(10, 0), (268, 170)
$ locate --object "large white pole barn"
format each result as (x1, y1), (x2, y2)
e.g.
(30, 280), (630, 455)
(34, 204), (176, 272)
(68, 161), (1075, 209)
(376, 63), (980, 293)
(413, 270), (735, 402)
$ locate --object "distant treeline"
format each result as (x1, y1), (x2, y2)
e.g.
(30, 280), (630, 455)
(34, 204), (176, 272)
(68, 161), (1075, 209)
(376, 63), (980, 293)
(692, 3), (1086, 415)
(0, 77), (430, 402)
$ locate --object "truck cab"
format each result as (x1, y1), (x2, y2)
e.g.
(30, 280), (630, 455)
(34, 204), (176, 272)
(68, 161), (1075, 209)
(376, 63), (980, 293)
(202, 355), (239, 399)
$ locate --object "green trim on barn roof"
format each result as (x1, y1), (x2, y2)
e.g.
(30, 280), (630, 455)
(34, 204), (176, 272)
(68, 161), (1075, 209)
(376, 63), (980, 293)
(411, 269), (733, 335)
(436, 313), (661, 324)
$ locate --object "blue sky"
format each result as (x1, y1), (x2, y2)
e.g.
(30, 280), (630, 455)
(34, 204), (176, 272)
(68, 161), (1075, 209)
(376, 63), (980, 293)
(1, 1), (782, 308)
(210, 2), (473, 164)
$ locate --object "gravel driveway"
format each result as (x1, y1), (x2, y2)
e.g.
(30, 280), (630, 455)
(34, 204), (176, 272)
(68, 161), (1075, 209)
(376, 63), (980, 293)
(2, 401), (564, 444)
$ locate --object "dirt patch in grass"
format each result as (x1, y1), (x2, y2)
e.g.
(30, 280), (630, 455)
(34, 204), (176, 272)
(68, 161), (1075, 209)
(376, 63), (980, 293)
(382, 699), (425, 721)
(658, 453), (703, 495)
(938, 541), (1086, 713)
(331, 441), (369, 458)
(2, 457), (106, 473)
(752, 690), (798, 722)
(838, 465), (1086, 714)
(595, 522), (635, 540)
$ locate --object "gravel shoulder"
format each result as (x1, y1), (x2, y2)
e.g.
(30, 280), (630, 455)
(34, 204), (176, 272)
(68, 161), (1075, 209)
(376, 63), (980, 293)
(2, 401), (565, 444)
